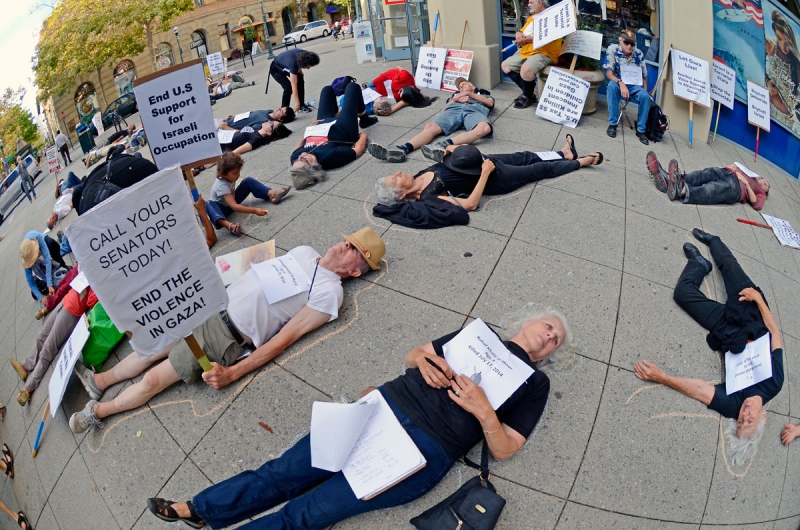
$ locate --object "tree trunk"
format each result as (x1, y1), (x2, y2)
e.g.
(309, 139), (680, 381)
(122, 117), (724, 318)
(144, 20), (157, 74)
(96, 66), (109, 107)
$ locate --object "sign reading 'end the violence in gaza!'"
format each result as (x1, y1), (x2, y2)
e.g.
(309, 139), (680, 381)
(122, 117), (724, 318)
(133, 59), (221, 169)
(64, 166), (228, 360)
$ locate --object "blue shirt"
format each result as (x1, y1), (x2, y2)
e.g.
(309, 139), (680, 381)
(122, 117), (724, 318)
(603, 44), (647, 83)
(23, 230), (54, 300)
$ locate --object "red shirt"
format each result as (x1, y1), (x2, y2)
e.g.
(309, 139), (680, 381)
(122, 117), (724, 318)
(372, 68), (416, 100)
(63, 287), (99, 318)
(737, 175), (767, 211)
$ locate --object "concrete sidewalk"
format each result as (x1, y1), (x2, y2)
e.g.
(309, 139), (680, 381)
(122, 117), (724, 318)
(1, 38), (800, 529)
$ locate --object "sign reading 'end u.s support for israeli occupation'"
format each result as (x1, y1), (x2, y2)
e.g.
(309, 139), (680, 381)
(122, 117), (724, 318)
(133, 59), (221, 169)
(65, 166), (228, 361)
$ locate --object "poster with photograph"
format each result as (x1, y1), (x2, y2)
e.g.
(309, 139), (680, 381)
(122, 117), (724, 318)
(712, 0), (765, 102)
(762, 1), (800, 136)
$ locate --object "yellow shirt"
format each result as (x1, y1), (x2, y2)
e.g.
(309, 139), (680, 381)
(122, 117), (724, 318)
(518, 15), (563, 62)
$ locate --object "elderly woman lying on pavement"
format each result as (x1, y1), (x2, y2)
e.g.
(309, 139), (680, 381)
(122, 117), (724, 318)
(373, 136), (603, 229)
(634, 229), (783, 467)
(145, 305), (577, 529)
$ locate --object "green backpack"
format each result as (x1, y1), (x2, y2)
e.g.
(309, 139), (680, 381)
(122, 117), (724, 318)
(81, 303), (125, 371)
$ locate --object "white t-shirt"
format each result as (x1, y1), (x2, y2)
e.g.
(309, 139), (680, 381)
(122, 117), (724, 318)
(226, 246), (344, 347)
(53, 193), (73, 222)
(210, 178), (235, 203)
(55, 133), (69, 148)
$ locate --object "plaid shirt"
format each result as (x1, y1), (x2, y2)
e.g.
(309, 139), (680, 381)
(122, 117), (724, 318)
(603, 44), (646, 81)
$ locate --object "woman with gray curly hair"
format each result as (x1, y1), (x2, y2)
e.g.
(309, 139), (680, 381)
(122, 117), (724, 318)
(634, 229), (783, 468)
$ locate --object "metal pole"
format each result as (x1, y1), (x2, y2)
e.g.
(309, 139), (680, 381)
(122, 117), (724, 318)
(259, 0), (275, 59)
(297, 0), (304, 24)
(174, 27), (184, 63)
(406, 1), (418, 71)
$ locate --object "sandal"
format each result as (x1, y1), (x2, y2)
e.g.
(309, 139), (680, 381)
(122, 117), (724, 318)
(3, 443), (14, 479)
(565, 134), (579, 160)
(146, 498), (206, 528)
(0, 404), (6, 422)
(270, 186), (292, 204)
(16, 511), (29, 530)
(228, 223), (242, 236)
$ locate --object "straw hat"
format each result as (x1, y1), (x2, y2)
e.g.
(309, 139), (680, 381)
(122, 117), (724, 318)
(20, 239), (39, 268)
(341, 227), (386, 271)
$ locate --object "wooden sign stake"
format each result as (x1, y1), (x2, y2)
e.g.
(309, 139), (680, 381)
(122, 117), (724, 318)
(569, 55), (578, 74)
(32, 400), (51, 458)
(713, 101), (721, 142)
(688, 101), (694, 148)
(755, 127), (761, 162)
(459, 21), (468, 50)
(431, 10), (440, 48)
(185, 334), (214, 372)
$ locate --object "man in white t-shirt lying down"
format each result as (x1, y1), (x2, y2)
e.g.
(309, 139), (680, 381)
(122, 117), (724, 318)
(69, 227), (387, 434)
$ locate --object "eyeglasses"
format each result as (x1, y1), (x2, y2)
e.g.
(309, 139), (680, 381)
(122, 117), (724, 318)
(621, 41), (635, 47)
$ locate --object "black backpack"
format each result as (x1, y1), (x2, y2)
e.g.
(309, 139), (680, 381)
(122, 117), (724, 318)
(76, 146), (158, 215)
(645, 103), (669, 142)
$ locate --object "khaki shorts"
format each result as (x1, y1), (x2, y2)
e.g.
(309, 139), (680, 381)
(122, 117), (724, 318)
(169, 312), (245, 384)
(502, 52), (553, 75)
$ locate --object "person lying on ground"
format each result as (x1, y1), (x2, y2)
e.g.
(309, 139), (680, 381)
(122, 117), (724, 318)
(634, 229), (783, 467)
(288, 82), (377, 186)
(208, 76), (256, 101)
(11, 277), (98, 406)
(204, 151), (291, 236)
(218, 107), (296, 130)
(373, 138), (602, 228)
(646, 152), (770, 209)
(20, 230), (70, 303)
(55, 170), (82, 198)
(69, 228), (387, 434)
(82, 126), (147, 168)
(364, 67), (437, 116)
(368, 77), (494, 163)
(145, 304), (577, 529)
(269, 49), (320, 112)
(218, 120), (292, 155)
(47, 190), (74, 230)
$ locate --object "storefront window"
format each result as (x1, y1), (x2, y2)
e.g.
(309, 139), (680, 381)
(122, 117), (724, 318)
(577, 0), (656, 51)
(155, 43), (174, 70)
(501, 0), (528, 33)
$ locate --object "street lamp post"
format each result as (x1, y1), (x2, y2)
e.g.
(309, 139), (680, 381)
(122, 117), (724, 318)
(297, 0), (304, 24)
(173, 26), (184, 63)
(259, 0), (275, 59)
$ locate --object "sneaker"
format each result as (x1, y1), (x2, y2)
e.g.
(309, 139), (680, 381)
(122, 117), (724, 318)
(606, 125), (618, 138)
(9, 359), (27, 382)
(359, 115), (378, 128)
(367, 143), (407, 163)
(74, 364), (103, 401)
(645, 151), (668, 193)
(16, 388), (30, 406)
(636, 131), (650, 145)
(683, 243), (712, 274)
(513, 95), (534, 109)
(299, 105), (313, 113)
(69, 400), (102, 434)
(421, 141), (449, 162)
(667, 159), (682, 201)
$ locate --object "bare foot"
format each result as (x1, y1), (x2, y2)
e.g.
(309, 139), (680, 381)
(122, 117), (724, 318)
(781, 423), (800, 445)
(561, 142), (573, 160)
(578, 153), (603, 167)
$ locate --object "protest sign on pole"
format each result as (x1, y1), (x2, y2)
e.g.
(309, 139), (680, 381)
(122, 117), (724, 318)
(414, 47), (447, 90)
(711, 60), (736, 141)
(440, 50), (474, 92)
(45, 146), (61, 174)
(47, 316), (91, 417)
(207, 52), (225, 76)
(64, 166), (228, 363)
(535, 67), (590, 128)
(560, 30), (603, 61)
(761, 213), (800, 249)
(92, 112), (105, 137)
(746, 80), (770, 161)
(528, 0), (576, 49)
(670, 48), (711, 148)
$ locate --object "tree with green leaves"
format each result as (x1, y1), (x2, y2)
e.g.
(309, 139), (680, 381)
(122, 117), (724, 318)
(0, 88), (43, 159)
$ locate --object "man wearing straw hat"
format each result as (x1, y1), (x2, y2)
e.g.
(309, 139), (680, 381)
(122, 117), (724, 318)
(69, 227), (387, 434)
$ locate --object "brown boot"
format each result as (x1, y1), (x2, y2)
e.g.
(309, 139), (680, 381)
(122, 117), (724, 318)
(16, 388), (30, 406)
(9, 359), (27, 382)
(35, 308), (48, 320)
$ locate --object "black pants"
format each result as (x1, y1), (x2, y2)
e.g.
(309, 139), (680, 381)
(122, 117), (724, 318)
(58, 144), (71, 165)
(270, 62), (304, 108)
(484, 152), (581, 195)
(680, 167), (741, 205)
(45, 236), (69, 269)
(673, 236), (756, 331)
(317, 82), (365, 144)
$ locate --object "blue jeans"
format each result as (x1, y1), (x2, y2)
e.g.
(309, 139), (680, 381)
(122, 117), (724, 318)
(680, 168), (741, 205)
(60, 171), (82, 195)
(606, 82), (651, 133)
(204, 177), (271, 227)
(19, 173), (35, 201)
(192, 388), (455, 529)
(130, 129), (147, 147)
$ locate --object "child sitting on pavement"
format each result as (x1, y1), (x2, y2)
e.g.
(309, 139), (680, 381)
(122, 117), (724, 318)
(204, 151), (291, 236)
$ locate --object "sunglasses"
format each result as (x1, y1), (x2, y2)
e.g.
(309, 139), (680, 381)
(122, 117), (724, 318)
(621, 40), (635, 46)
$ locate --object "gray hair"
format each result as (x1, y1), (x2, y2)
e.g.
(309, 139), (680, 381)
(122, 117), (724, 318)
(375, 176), (406, 205)
(722, 415), (767, 468)
(289, 162), (328, 186)
(374, 99), (393, 116)
(497, 303), (578, 373)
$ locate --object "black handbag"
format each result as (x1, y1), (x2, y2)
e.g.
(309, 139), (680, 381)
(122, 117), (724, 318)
(410, 442), (505, 530)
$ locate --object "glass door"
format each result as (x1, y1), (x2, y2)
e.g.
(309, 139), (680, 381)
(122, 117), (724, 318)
(369, 0), (427, 68)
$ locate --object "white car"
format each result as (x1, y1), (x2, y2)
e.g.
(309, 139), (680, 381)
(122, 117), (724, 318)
(283, 20), (330, 44)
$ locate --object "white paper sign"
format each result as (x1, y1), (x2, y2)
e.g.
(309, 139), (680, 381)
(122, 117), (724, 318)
(217, 129), (236, 144)
(207, 52), (225, 76)
(733, 162), (759, 179)
(47, 316), (90, 417)
(133, 61), (222, 168)
(69, 270), (89, 293)
(747, 80), (771, 131)
(670, 48), (711, 107)
(311, 400), (377, 472)
(762, 213), (800, 249)
(725, 333), (773, 395)
(361, 88), (382, 105)
(303, 121), (335, 139)
(530, 0), (576, 49)
(92, 112), (105, 137)
(620, 62), (643, 86)
(711, 60), (736, 110)
(443, 319), (534, 410)
(535, 151), (563, 160)
(251, 254), (311, 304)
(441, 49), (474, 92)
(383, 80), (394, 97)
(536, 67), (590, 128)
(560, 30), (603, 61)
(233, 111), (250, 123)
(414, 47), (447, 90)
(45, 146), (61, 174)
(64, 166), (228, 360)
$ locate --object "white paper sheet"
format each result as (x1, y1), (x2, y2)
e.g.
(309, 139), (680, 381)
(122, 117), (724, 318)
(217, 129), (236, 144)
(304, 121), (336, 138)
(762, 214), (800, 249)
(535, 151), (563, 161)
(233, 111), (250, 123)
(310, 400), (377, 472)
(733, 162), (759, 179)
(362, 88), (382, 105)
(443, 319), (534, 409)
(725, 333), (773, 395)
(620, 62), (643, 86)
(69, 271), (89, 293)
(251, 254), (311, 304)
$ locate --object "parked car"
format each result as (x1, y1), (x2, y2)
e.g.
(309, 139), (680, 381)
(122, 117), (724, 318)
(101, 93), (138, 128)
(335, 17), (351, 29)
(0, 154), (43, 225)
(282, 20), (330, 44)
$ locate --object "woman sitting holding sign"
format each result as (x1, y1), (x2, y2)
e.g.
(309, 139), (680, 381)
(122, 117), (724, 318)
(146, 304), (577, 529)
(288, 82), (377, 188)
(634, 229), (784, 467)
